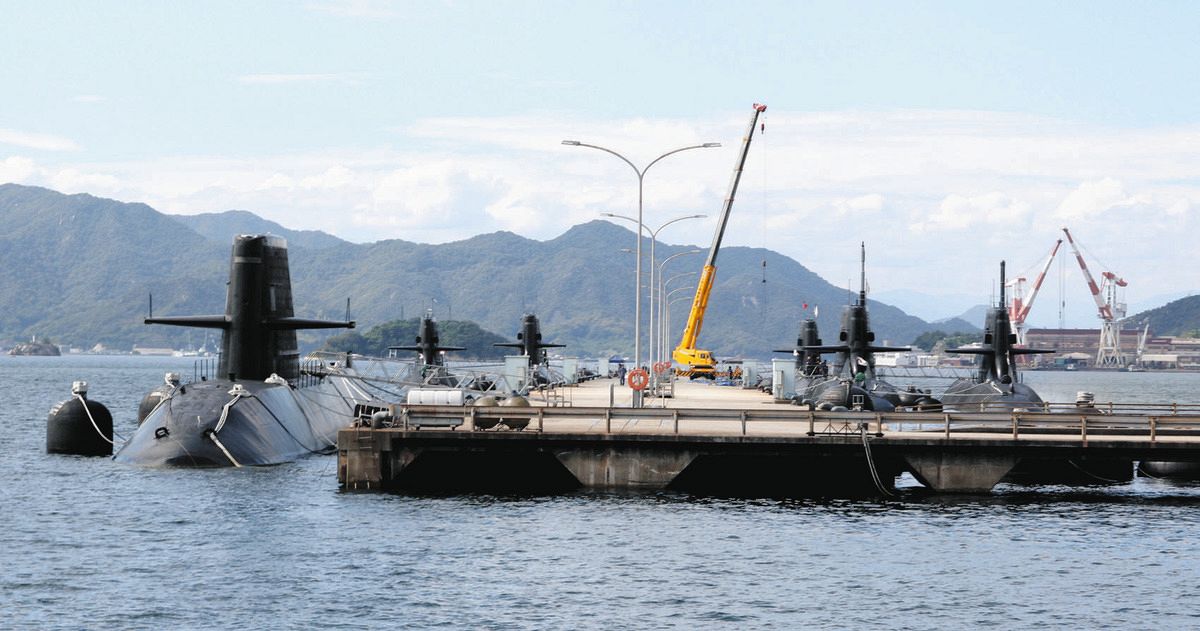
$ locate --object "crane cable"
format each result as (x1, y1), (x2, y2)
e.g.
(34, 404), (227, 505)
(758, 109), (769, 333)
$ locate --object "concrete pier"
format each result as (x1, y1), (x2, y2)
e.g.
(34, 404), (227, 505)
(338, 379), (1200, 495)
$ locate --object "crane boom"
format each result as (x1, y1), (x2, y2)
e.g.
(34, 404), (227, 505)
(1015, 239), (1062, 323)
(1062, 227), (1114, 321)
(673, 103), (767, 375)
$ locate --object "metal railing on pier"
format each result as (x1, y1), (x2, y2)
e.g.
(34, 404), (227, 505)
(388, 403), (1200, 444)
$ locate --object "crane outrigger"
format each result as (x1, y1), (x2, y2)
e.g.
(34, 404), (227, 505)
(673, 103), (766, 378)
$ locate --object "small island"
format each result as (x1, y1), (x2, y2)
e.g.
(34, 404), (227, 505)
(8, 337), (61, 356)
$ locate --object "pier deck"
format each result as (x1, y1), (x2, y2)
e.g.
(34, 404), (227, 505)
(338, 378), (1200, 494)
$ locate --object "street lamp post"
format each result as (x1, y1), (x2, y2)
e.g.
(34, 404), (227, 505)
(660, 268), (699, 367)
(563, 139), (719, 377)
(655, 249), (702, 377)
(665, 294), (693, 381)
(602, 214), (706, 375)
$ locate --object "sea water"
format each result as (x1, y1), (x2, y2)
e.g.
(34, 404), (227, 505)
(3, 356), (1199, 629)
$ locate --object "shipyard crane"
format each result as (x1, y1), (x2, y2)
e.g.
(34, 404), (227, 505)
(673, 103), (767, 378)
(1062, 227), (1128, 367)
(1006, 238), (1062, 345)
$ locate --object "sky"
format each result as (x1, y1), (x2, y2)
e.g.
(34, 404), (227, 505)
(2, 0), (1199, 326)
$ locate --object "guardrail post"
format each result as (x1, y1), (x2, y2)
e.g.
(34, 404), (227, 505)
(605, 408), (612, 434)
(1080, 415), (1087, 444)
(740, 410), (747, 436)
(944, 413), (951, 438)
(537, 408), (545, 433)
(807, 410), (815, 436)
(1150, 416), (1157, 443)
(875, 413), (883, 437)
(1011, 411), (1018, 439)
(673, 409), (679, 434)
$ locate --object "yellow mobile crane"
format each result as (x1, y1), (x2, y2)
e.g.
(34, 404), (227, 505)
(673, 103), (767, 378)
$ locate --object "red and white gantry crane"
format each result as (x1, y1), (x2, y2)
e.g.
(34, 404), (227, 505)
(1062, 227), (1128, 367)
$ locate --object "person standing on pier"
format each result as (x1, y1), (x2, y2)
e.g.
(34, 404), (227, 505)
(617, 363), (627, 385)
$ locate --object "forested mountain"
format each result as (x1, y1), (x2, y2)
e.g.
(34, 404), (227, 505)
(1129, 295), (1200, 337)
(0, 184), (984, 357)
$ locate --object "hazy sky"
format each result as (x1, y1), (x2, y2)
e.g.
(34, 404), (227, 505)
(3, 0), (1199, 325)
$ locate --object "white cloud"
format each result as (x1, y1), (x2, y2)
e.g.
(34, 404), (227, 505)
(916, 192), (1031, 232)
(834, 193), (884, 216)
(305, 0), (402, 18)
(237, 73), (362, 85)
(6, 108), (1200, 303)
(48, 168), (122, 194)
(0, 129), (80, 152)
(0, 156), (37, 182)
(300, 165), (356, 190)
(1054, 178), (1140, 221)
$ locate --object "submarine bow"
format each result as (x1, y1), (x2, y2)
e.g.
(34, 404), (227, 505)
(115, 234), (372, 467)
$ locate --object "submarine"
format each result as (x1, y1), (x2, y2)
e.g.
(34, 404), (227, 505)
(942, 262), (1132, 484)
(114, 234), (379, 467)
(390, 311), (464, 367)
(941, 261), (1054, 412)
(494, 313), (565, 366)
(387, 311), (467, 387)
(495, 313), (567, 387)
(774, 317), (824, 378)
(792, 244), (918, 412)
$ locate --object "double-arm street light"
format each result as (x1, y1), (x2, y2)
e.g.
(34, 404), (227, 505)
(563, 139), (719, 372)
(602, 213), (706, 374)
(655, 249), (703, 377)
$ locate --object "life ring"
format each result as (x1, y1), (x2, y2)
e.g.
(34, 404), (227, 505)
(627, 368), (650, 391)
(653, 361), (671, 375)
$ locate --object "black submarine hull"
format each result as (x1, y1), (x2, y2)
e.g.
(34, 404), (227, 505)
(114, 376), (371, 467)
(940, 380), (1045, 412)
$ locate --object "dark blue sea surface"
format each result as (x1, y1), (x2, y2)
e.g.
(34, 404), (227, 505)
(4, 356), (1200, 629)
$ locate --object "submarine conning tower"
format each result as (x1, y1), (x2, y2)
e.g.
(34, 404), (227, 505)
(146, 234), (354, 382)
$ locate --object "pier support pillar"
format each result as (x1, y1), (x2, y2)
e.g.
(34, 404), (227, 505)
(905, 452), (1018, 493)
(555, 447), (697, 489)
(339, 430), (399, 491)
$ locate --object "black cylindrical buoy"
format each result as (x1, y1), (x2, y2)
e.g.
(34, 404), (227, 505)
(47, 381), (113, 456)
(138, 372), (180, 425)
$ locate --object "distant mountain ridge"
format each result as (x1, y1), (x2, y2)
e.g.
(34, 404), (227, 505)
(175, 210), (349, 250)
(0, 184), (990, 356)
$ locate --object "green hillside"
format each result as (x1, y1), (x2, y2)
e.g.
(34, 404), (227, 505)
(322, 318), (512, 359)
(1128, 295), (1200, 337)
(0, 184), (978, 358)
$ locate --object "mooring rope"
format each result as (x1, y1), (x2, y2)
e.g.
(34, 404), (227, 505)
(860, 423), (895, 497)
(74, 394), (125, 445)
(207, 392), (244, 467)
(1067, 459), (1123, 484)
(207, 431), (241, 468)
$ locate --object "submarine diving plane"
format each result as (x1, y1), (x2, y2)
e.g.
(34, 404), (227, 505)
(115, 235), (381, 467)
